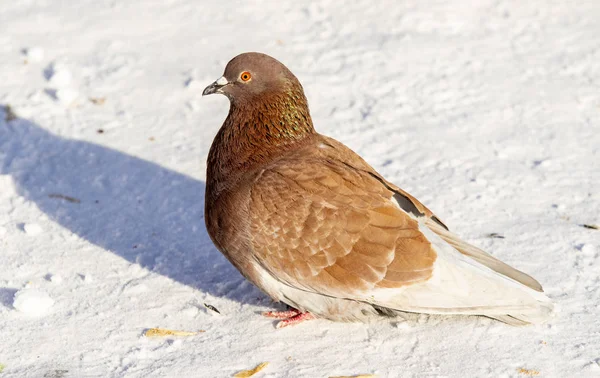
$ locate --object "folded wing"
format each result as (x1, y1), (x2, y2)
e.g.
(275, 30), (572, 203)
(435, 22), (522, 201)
(249, 158), (438, 298)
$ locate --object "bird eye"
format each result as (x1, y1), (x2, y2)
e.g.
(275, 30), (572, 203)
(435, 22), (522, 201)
(240, 71), (251, 82)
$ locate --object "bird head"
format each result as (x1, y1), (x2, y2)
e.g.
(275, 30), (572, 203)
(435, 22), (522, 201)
(203, 52), (301, 104)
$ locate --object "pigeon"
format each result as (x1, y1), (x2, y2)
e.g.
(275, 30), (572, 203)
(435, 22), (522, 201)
(202, 52), (553, 328)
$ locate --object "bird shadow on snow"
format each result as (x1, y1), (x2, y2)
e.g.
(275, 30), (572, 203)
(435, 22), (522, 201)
(0, 288), (18, 308)
(0, 106), (266, 307)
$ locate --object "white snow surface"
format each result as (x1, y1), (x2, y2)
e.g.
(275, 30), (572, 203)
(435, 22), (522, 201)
(1, 1), (599, 377)
(12, 288), (55, 316)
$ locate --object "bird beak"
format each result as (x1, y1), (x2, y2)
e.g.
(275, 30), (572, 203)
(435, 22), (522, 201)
(202, 76), (229, 96)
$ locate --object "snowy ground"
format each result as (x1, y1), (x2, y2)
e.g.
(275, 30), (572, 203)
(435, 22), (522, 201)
(1, 1), (599, 377)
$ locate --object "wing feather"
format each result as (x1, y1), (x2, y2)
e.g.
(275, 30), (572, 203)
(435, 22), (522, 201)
(249, 158), (436, 298)
(424, 218), (544, 292)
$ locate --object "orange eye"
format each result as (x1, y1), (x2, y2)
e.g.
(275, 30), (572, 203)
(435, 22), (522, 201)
(240, 71), (251, 82)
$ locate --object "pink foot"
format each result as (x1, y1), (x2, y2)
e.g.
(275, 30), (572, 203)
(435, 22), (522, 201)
(276, 312), (315, 328)
(262, 309), (315, 328)
(262, 309), (301, 319)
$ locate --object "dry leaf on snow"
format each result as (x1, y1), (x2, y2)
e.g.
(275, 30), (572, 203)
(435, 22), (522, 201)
(144, 328), (204, 337)
(233, 362), (269, 377)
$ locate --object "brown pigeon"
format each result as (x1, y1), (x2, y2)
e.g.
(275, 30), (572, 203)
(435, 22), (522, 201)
(202, 52), (553, 328)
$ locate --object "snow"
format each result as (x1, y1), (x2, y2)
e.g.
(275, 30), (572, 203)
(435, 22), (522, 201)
(48, 67), (74, 88)
(22, 223), (44, 236)
(52, 88), (80, 107)
(24, 47), (45, 63)
(0, 0), (599, 377)
(47, 274), (63, 284)
(12, 288), (55, 316)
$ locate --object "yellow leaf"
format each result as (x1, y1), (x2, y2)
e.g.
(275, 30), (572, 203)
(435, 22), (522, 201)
(89, 97), (106, 105)
(233, 362), (269, 377)
(517, 368), (540, 376)
(144, 328), (203, 337)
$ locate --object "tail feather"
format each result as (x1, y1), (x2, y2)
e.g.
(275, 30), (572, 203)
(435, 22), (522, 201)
(368, 222), (555, 325)
(424, 218), (544, 292)
(487, 298), (555, 325)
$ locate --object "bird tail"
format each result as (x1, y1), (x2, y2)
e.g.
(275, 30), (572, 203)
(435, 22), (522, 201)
(485, 295), (555, 325)
(370, 223), (556, 325)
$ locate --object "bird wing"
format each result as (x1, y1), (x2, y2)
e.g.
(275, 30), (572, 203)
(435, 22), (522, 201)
(248, 156), (438, 299)
(317, 136), (544, 293)
(422, 218), (544, 292)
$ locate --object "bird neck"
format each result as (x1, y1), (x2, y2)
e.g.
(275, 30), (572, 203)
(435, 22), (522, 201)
(207, 88), (315, 188)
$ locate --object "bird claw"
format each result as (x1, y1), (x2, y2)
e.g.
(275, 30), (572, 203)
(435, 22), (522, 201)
(262, 309), (301, 319)
(262, 309), (315, 328)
